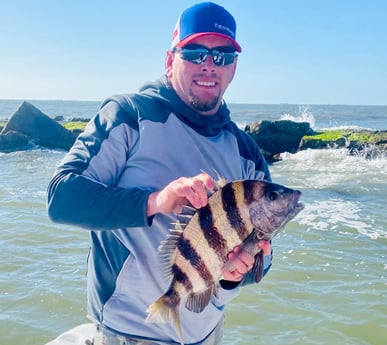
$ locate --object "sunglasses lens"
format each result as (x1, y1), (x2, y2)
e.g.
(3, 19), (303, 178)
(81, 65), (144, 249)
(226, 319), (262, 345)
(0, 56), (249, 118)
(175, 46), (237, 66)
(211, 51), (237, 66)
(212, 51), (224, 65)
(180, 49), (208, 64)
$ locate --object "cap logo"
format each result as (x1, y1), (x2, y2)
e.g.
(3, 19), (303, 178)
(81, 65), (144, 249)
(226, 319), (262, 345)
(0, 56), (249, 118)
(214, 23), (235, 37)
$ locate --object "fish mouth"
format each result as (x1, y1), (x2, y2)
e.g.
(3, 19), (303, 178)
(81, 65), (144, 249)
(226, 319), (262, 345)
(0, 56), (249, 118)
(279, 192), (304, 226)
(291, 192), (305, 216)
(287, 201), (304, 220)
(293, 202), (305, 215)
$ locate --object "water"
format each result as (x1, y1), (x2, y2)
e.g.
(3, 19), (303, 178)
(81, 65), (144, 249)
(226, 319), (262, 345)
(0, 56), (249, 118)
(0, 100), (386, 345)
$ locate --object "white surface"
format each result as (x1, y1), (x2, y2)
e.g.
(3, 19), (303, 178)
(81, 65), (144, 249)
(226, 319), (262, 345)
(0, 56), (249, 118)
(45, 323), (95, 345)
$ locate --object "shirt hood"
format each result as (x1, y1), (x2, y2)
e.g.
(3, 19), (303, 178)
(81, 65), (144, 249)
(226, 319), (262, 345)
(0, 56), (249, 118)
(138, 76), (231, 137)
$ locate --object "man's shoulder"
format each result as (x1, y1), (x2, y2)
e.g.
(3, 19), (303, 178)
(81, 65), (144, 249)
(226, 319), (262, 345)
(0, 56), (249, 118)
(103, 92), (171, 124)
(224, 121), (254, 142)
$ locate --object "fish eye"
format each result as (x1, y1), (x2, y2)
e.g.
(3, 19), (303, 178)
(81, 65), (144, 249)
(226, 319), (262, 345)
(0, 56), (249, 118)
(268, 191), (279, 201)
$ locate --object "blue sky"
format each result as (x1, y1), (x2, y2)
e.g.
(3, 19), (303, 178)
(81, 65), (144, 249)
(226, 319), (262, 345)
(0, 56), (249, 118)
(1, 0), (386, 105)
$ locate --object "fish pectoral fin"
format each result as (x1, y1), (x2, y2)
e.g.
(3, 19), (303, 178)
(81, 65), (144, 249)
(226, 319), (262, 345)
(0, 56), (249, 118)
(185, 287), (213, 313)
(251, 251), (264, 283)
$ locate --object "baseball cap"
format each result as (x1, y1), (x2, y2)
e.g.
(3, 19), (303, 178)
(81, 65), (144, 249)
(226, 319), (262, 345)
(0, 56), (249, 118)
(171, 2), (242, 52)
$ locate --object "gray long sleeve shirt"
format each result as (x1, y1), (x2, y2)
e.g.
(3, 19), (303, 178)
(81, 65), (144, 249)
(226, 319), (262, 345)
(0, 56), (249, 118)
(47, 76), (272, 344)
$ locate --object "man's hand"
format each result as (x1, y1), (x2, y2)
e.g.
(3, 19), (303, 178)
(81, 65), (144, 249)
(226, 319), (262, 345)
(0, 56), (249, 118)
(147, 172), (215, 216)
(221, 240), (271, 282)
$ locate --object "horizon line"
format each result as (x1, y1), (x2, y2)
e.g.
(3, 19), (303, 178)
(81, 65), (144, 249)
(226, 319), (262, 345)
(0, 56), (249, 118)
(0, 98), (386, 107)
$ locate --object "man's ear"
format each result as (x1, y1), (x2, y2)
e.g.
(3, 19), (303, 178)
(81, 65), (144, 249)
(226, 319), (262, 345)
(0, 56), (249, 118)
(229, 58), (238, 83)
(165, 50), (174, 77)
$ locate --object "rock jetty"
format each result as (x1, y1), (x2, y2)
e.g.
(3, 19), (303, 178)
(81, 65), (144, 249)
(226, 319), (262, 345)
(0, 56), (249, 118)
(1, 101), (386, 161)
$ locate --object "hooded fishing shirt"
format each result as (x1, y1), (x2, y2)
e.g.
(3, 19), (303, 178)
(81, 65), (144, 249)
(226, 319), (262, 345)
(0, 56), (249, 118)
(47, 76), (272, 344)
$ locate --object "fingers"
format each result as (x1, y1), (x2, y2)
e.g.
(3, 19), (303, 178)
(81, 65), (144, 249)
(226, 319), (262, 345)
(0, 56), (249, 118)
(258, 240), (271, 256)
(221, 246), (254, 282)
(178, 178), (208, 209)
(228, 247), (255, 272)
(221, 241), (272, 282)
(147, 172), (215, 216)
(170, 173), (214, 209)
(222, 269), (244, 282)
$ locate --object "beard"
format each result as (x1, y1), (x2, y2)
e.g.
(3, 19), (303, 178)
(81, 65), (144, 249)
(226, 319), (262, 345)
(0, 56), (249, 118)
(188, 89), (221, 113)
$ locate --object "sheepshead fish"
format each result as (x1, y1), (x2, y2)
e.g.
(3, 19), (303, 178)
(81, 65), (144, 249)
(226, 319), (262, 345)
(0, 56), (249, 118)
(145, 178), (304, 344)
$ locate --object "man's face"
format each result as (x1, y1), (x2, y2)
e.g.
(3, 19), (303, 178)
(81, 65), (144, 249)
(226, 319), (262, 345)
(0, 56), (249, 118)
(166, 34), (238, 116)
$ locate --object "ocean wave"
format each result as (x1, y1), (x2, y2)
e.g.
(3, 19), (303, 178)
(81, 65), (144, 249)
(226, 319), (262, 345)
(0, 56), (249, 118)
(280, 105), (316, 128)
(298, 199), (386, 240)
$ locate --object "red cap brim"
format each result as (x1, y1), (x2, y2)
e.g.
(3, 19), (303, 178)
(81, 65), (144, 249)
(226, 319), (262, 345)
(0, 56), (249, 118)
(176, 32), (242, 52)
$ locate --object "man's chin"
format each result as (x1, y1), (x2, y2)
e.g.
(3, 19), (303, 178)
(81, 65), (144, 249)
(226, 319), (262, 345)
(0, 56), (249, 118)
(190, 96), (220, 113)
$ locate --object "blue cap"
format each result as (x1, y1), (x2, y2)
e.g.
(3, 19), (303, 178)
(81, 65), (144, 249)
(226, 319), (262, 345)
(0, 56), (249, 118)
(171, 2), (242, 52)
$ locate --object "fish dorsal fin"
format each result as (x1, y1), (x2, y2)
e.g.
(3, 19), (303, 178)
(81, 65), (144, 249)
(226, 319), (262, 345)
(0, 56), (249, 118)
(185, 286), (214, 313)
(200, 169), (228, 190)
(181, 204), (197, 215)
(158, 206), (197, 283)
(176, 206), (195, 226)
(158, 227), (183, 282)
(211, 168), (228, 189)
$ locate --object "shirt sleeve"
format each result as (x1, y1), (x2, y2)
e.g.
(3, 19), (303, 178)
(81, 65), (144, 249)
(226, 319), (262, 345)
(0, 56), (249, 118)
(47, 100), (154, 230)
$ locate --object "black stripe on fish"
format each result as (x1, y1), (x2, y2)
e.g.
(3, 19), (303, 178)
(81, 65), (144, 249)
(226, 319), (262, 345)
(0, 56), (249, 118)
(243, 180), (259, 204)
(163, 285), (181, 309)
(221, 182), (248, 240)
(177, 236), (213, 282)
(198, 205), (228, 262)
(172, 263), (193, 291)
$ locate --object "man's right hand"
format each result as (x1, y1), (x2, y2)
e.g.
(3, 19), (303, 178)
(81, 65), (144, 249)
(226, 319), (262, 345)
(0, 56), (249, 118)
(147, 172), (215, 216)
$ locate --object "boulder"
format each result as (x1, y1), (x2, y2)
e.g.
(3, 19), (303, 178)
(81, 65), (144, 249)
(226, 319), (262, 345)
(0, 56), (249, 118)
(1, 101), (76, 151)
(245, 120), (312, 162)
(0, 130), (31, 152)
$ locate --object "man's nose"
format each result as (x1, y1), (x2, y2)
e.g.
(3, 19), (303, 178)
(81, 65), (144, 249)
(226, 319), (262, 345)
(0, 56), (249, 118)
(201, 55), (216, 72)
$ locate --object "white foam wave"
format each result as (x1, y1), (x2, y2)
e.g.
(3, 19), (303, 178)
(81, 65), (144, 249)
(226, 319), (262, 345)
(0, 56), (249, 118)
(298, 199), (386, 239)
(320, 125), (375, 131)
(271, 148), (387, 240)
(280, 105), (315, 128)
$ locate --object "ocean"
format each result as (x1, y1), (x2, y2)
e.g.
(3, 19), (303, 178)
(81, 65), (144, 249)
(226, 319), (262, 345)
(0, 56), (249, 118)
(1, 100), (386, 345)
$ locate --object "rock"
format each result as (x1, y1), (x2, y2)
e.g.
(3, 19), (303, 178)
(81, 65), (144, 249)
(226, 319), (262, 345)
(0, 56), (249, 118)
(245, 120), (312, 162)
(0, 130), (32, 152)
(69, 117), (89, 122)
(53, 115), (65, 122)
(299, 136), (347, 150)
(1, 101), (76, 151)
(299, 129), (387, 158)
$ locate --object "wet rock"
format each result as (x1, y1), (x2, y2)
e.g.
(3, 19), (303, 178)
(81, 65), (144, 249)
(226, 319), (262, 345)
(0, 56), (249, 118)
(0, 101), (76, 151)
(0, 130), (31, 152)
(245, 120), (312, 162)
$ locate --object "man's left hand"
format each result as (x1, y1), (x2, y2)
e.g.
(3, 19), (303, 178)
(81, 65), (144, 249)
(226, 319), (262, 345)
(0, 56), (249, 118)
(221, 240), (271, 282)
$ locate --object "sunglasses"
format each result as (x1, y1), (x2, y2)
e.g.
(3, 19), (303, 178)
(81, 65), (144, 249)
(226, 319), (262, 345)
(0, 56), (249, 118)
(173, 44), (238, 66)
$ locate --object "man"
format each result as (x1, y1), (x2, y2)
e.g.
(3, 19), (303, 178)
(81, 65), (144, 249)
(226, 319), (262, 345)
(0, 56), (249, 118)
(47, 2), (272, 344)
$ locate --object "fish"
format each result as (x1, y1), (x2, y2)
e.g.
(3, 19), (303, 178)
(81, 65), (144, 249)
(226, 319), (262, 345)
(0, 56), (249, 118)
(145, 176), (304, 344)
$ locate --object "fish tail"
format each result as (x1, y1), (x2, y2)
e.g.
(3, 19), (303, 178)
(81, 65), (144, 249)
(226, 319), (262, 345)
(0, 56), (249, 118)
(145, 295), (184, 345)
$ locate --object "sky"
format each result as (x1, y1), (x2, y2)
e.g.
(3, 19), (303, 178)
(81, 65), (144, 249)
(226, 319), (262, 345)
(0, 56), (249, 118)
(0, 0), (386, 105)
